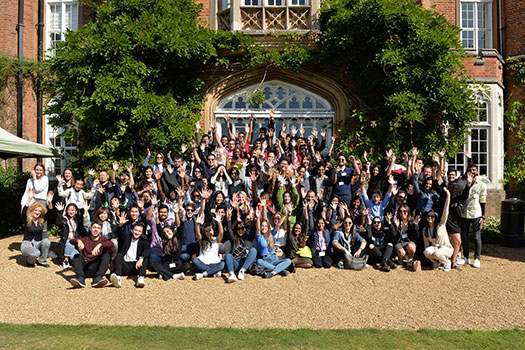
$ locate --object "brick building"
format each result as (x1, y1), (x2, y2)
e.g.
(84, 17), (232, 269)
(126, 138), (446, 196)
(1, 0), (523, 216)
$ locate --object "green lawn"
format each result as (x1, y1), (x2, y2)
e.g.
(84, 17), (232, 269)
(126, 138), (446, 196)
(0, 324), (523, 350)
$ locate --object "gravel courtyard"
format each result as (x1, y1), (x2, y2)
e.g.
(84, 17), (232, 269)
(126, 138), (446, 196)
(1, 235), (524, 330)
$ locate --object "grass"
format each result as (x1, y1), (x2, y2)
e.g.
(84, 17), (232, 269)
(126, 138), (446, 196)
(0, 324), (523, 350)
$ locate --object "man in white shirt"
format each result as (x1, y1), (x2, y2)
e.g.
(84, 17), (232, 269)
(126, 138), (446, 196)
(110, 222), (151, 288)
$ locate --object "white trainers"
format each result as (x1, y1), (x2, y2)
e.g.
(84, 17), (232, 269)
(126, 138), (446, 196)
(136, 276), (146, 288)
(472, 258), (481, 268)
(110, 273), (122, 288)
(228, 273), (238, 283)
(213, 271), (222, 278)
(444, 260), (451, 272)
(237, 270), (245, 280)
(457, 257), (470, 266)
(62, 260), (70, 269)
(194, 273), (204, 280)
(173, 273), (185, 280)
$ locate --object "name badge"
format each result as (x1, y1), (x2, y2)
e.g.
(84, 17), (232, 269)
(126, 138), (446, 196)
(319, 251), (326, 257)
(169, 263), (176, 268)
(338, 182), (344, 186)
(401, 233), (408, 240)
(341, 172), (347, 176)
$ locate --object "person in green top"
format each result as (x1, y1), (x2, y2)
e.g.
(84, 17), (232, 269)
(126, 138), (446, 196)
(276, 176), (300, 227)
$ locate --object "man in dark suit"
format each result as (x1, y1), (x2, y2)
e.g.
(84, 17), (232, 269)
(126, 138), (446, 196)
(110, 222), (151, 288)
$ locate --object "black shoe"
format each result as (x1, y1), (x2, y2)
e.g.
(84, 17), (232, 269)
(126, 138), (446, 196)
(92, 277), (109, 288)
(70, 278), (86, 288)
(262, 271), (273, 279)
(380, 262), (391, 272)
(288, 263), (296, 274)
(387, 259), (398, 270)
(279, 270), (289, 277)
(36, 260), (50, 268)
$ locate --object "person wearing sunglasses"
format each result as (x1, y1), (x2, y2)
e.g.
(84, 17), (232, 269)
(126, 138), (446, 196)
(422, 187), (454, 271)
(365, 216), (397, 271)
(142, 148), (174, 173)
(332, 217), (367, 269)
(390, 204), (421, 269)
(224, 221), (257, 283)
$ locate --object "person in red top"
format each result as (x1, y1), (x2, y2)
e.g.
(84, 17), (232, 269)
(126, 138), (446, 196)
(69, 220), (114, 288)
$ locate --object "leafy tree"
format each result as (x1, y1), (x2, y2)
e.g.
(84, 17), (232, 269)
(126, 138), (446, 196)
(504, 57), (525, 198)
(46, 0), (246, 169)
(319, 0), (476, 160)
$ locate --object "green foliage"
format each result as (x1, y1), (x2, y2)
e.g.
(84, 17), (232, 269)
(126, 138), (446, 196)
(504, 57), (525, 199)
(320, 0), (476, 160)
(0, 168), (30, 237)
(246, 87), (266, 108)
(46, 0), (240, 170)
(481, 216), (500, 244)
(0, 55), (48, 125)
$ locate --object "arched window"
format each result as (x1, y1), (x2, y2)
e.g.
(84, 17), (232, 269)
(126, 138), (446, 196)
(215, 80), (334, 140)
(448, 93), (490, 176)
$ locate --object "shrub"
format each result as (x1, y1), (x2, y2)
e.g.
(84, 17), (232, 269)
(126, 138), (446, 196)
(0, 168), (30, 237)
(481, 216), (501, 244)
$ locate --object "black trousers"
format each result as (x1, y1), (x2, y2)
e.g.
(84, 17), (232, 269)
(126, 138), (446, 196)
(313, 252), (333, 268)
(460, 217), (482, 259)
(73, 253), (110, 279)
(114, 253), (148, 277)
(367, 244), (393, 264)
(150, 261), (191, 280)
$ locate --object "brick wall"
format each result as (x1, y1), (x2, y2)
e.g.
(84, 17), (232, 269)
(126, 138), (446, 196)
(432, 0), (457, 24)
(504, 0), (525, 56)
(195, 0), (210, 27)
(0, 0), (39, 59)
(461, 56), (504, 82)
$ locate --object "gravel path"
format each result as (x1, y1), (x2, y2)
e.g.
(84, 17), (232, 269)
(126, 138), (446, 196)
(1, 235), (524, 330)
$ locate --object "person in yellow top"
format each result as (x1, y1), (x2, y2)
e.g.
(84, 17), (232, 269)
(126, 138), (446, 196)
(459, 162), (487, 268)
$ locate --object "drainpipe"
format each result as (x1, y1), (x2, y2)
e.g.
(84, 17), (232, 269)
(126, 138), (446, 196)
(92, 1), (96, 23)
(16, 0), (24, 171)
(37, 0), (44, 163)
(497, 0), (504, 57)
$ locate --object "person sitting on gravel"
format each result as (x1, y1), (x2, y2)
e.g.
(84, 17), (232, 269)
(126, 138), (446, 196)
(422, 187), (454, 271)
(192, 212), (225, 280)
(55, 201), (90, 269)
(110, 222), (151, 288)
(332, 216), (367, 269)
(21, 188), (53, 268)
(69, 220), (113, 288)
(364, 215), (397, 272)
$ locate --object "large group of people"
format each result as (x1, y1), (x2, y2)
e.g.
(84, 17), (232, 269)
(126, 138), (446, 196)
(19, 110), (487, 288)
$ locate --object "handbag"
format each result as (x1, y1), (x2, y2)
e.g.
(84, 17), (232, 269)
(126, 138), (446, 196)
(343, 253), (368, 270)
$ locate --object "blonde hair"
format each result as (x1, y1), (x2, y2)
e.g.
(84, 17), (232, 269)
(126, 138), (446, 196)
(26, 202), (47, 227)
(261, 218), (274, 251)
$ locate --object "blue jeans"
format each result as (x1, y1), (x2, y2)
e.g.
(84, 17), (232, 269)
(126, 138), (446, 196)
(225, 247), (257, 273)
(256, 254), (292, 275)
(192, 257), (225, 276)
(149, 253), (162, 265)
(64, 240), (80, 259)
(180, 242), (200, 262)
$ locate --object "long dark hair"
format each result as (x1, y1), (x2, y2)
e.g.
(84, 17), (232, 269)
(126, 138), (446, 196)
(162, 226), (180, 256)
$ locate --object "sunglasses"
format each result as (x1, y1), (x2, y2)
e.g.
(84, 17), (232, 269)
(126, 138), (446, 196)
(372, 221), (381, 224)
(186, 209), (194, 212)
(344, 221), (352, 225)
(399, 210), (408, 213)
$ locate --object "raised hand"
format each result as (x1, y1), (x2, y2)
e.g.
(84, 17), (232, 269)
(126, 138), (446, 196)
(151, 194), (159, 207)
(88, 169), (95, 176)
(244, 123), (250, 135)
(154, 171), (162, 180)
(181, 144), (188, 154)
(55, 202), (64, 211)
(55, 174), (64, 185)
(311, 128), (318, 138)
(299, 125), (305, 136)
(46, 190), (54, 204)
(112, 161), (119, 172)
(196, 122), (201, 131)
(402, 152), (409, 164)
(320, 129), (326, 138)
(269, 108), (274, 119)
(290, 125), (298, 137)
(387, 174), (396, 185)
(385, 212), (393, 224)
(438, 148), (446, 158)
(119, 211), (127, 226)
(411, 147), (418, 157)
(127, 163), (134, 172)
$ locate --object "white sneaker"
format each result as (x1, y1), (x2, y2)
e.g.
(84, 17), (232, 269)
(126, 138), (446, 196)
(444, 260), (451, 272)
(110, 273), (121, 288)
(237, 270), (245, 280)
(337, 260), (345, 269)
(173, 273), (185, 280)
(472, 259), (481, 268)
(62, 260), (70, 269)
(228, 273), (238, 283)
(194, 273), (204, 280)
(213, 271), (222, 278)
(136, 276), (146, 287)
(457, 257), (470, 266)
